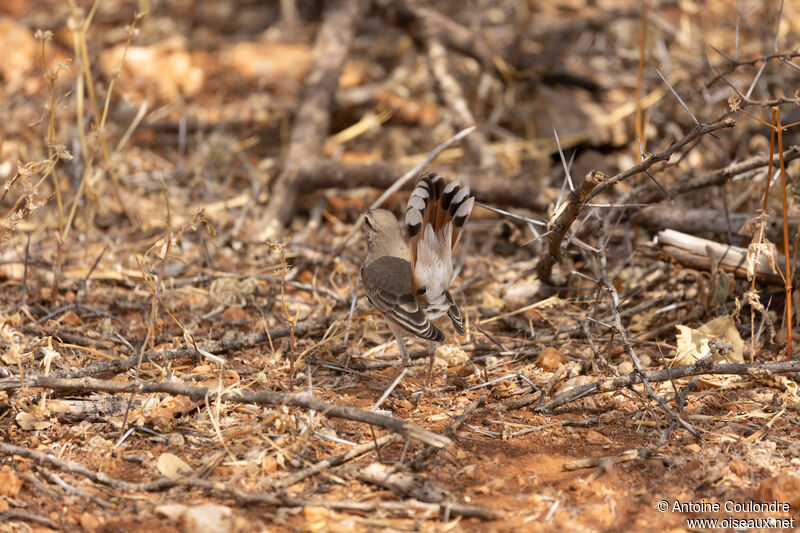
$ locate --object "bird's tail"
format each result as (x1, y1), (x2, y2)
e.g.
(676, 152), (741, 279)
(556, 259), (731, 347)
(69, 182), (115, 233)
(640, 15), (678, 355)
(405, 172), (474, 320)
(406, 172), (474, 263)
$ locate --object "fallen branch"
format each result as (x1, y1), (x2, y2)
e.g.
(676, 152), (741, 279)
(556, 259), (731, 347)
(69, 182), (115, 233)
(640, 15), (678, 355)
(354, 462), (496, 519)
(375, 0), (499, 172)
(296, 158), (550, 211)
(181, 476), (494, 519)
(0, 441), (174, 492)
(0, 375), (451, 448)
(536, 358), (800, 414)
(0, 442), (490, 519)
(654, 228), (783, 284)
(632, 206), (797, 243)
(374, 0), (495, 70)
(259, 0), (368, 238)
(0, 510), (59, 530)
(409, 394), (487, 469)
(275, 434), (400, 490)
(425, 38), (500, 172)
(356, 462), (447, 502)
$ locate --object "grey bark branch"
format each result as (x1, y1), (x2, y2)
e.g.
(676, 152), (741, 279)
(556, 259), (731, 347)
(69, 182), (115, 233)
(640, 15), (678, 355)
(260, 0), (368, 238)
(0, 375), (451, 448)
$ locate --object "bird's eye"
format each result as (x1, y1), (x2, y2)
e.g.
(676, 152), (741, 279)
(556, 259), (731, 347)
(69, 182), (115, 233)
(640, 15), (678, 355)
(364, 216), (375, 231)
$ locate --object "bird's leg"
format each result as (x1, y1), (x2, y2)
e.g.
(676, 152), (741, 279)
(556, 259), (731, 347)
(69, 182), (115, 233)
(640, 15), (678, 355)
(387, 321), (409, 382)
(424, 341), (437, 393)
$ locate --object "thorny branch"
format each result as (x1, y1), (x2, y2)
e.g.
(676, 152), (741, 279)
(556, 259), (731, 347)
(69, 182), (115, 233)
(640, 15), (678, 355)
(587, 118), (736, 202)
(538, 170), (608, 286)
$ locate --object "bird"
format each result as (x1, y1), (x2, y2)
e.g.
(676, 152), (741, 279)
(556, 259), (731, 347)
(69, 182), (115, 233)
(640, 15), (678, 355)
(361, 171), (474, 390)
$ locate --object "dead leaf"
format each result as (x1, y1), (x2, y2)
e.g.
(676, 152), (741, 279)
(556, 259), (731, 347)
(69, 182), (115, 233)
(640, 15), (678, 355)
(674, 315), (744, 366)
(60, 309), (83, 327)
(16, 412), (52, 431)
(147, 396), (198, 428)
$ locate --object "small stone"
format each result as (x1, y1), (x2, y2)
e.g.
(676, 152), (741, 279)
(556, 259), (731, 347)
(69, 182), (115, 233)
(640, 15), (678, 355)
(181, 503), (234, 533)
(303, 506), (330, 533)
(584, 430), (612, 445)
(79, 512), (100, 530)
(261, 455), (278, 475)
(538, 346), (565, 370)
(555, 375), (593, 395)
(221, 305), (247, 322)
(618, 361), (633, 374)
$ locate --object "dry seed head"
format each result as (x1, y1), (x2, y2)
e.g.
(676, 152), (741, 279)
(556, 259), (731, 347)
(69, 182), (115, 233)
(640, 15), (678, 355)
(746, 241), (777, 280)
(728, 89), (741, 112)
(34, 30), (53, 41)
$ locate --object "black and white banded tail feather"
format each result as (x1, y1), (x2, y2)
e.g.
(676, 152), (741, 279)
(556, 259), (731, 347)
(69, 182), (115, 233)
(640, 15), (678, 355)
(404, 172), (473, 335)
(445, 290), (464, 335)
(405, 172), (474, 268)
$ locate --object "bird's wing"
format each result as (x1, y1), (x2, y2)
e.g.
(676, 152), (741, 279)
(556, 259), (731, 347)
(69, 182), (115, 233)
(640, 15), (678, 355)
(361, 255), (444, 342)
